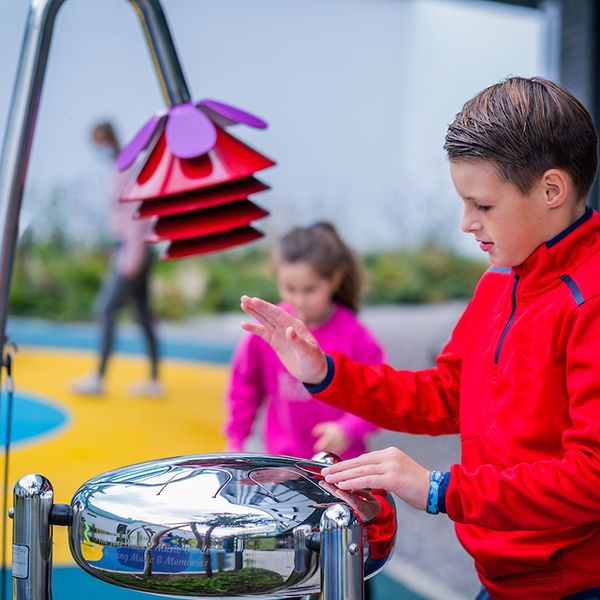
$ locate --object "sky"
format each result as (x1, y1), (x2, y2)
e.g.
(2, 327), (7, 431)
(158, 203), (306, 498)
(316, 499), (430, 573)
(0, 0), (547, 254)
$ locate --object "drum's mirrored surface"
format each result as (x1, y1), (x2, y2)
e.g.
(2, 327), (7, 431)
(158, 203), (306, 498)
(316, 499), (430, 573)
(69, 454), (396, 597)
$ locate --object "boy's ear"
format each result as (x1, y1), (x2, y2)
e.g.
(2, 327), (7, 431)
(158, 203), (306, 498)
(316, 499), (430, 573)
(541, 169), (570, 209)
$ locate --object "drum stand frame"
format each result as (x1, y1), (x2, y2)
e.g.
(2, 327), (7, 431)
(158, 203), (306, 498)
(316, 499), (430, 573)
(11, 473), (365, 599)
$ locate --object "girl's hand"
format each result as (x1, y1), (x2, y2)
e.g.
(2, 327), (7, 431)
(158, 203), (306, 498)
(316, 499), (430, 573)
(240, 296), (328, 385)
(321, 447), (431, 511)
(312, 422), (349, 454)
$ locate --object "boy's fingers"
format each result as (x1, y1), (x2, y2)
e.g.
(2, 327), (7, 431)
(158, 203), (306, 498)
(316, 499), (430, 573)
(242, 297), (305, 336)
(322, 455), (366, 475)
(335, 476), (378, 490)
(241, 303), (279, 331)
(246, 296), (286, 322)
(240, 303), (265, 324)
(320, 481), (353, 503)
(275, 308), (304, 329)
(324, 464), (383, 483)
(241, 297), (276, 324)
(286, 326), (318, 353)
(241, 322), (265, 336)
(323, 448), (392, 473)
(242, 296), (314, 343)
(248, 296), (279, 312)
(249, 297), (308, 333)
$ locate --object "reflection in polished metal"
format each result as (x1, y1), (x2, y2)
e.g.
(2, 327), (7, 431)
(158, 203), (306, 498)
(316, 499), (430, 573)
(66, 454), (396, 598)
(311, 451), (342, 465)
(321, 504), (363, 599)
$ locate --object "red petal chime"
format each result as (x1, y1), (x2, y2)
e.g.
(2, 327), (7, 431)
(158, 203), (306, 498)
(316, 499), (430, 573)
(117, 100), (275, 260)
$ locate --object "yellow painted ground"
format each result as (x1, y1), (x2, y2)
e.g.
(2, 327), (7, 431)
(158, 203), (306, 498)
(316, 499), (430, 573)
(0, 346), (228, 566)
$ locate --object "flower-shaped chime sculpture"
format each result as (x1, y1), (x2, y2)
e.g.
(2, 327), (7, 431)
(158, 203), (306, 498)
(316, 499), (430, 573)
(117, 99), (275, 259)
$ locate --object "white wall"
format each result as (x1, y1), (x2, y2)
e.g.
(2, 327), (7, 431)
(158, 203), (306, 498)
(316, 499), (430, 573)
(0, 0), (546, 253)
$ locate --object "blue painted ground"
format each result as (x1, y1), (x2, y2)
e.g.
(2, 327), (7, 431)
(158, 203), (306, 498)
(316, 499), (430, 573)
(0, 392), (67, 445)
(7, 317), (233, 364)
(3, 568), (421, 600)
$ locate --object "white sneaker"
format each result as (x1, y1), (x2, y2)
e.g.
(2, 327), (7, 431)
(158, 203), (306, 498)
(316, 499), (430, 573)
(71, 374), (104, 395)
(129, 379), (164, 398)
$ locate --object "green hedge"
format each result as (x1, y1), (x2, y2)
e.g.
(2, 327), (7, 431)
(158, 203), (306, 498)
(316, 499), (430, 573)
(11, 238), (109, 321)
(363, 246), (487, 304)
(10, 241), (486, 321)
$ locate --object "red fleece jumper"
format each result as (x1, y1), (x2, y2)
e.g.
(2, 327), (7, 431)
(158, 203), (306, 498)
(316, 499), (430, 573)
(311, 207), (600, 599)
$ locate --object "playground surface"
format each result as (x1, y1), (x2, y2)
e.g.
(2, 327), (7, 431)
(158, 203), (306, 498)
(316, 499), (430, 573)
(0, 305), (478, 599)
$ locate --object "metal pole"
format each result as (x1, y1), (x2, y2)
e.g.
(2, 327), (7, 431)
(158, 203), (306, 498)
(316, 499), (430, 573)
(127, 0), (191, 107)
(12, 474), (54, 600)
(0, 0), (66, 355)
(320, 503), (364, 600)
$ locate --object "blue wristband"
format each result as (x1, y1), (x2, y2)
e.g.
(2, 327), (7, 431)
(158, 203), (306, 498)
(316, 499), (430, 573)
(426, 470), (445, 515)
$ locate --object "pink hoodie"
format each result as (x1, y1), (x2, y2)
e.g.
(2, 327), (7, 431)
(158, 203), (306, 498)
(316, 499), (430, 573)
(225, 303), (384, 459)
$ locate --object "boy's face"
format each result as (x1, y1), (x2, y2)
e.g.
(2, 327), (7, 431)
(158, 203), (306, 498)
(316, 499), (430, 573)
(450, 160), (550, 267)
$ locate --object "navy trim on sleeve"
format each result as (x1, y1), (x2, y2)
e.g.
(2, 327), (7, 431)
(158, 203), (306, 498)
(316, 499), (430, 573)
(303, 354), (335, 394)
(559, 274), (584, 306)
(546, 206), (592, 249)
(563, 585), (600, 599)
(437, 471), (451, 514)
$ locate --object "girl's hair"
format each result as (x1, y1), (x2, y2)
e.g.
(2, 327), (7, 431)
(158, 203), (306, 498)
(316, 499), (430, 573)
(273, 222), (364, 313)
(91, 121), (121, 157)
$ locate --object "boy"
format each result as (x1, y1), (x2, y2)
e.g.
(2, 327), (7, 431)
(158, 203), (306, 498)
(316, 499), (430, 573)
(239, 77), (600, 599)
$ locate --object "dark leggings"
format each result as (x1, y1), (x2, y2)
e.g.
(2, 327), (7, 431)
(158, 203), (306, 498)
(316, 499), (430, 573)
(96, 249), (159, 379)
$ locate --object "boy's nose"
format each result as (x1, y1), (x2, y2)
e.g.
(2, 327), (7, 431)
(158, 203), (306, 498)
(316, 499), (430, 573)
(461, 208), (481, 233)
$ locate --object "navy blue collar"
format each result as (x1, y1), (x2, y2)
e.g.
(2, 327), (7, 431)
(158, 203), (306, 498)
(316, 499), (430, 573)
(545, 205), (593, 249)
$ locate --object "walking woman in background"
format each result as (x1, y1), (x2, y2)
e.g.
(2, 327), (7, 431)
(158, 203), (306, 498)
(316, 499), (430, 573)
(71, 121), (162, 398)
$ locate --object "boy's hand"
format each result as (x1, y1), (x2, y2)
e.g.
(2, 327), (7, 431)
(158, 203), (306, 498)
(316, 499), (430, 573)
(321, 447), (430, 512)
(312, 422), (349, 454)
(319, 481), (381, 522)
(240, 296), (328, 385)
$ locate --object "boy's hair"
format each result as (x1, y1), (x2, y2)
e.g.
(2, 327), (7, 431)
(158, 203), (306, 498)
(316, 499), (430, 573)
(444, 76), (598, 200)
(273, 222), (364, 313)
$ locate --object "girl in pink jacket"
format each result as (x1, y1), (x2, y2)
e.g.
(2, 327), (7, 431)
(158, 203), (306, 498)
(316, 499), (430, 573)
(225, 222), (384, 459)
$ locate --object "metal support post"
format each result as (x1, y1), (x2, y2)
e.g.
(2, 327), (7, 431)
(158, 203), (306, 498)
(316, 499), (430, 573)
(11, 475), (54, 600)
(320, 503), (364, 600)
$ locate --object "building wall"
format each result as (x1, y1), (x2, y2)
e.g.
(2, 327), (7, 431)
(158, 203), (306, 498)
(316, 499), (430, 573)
(559, 0), (600, 208)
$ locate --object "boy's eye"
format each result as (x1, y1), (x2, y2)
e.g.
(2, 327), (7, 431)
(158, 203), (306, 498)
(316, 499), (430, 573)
(476, 204), (491, 212)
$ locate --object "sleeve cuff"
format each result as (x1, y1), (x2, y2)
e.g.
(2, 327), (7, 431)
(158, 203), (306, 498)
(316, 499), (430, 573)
(303, 354), (335, 394)
(438, 471), (451, 514)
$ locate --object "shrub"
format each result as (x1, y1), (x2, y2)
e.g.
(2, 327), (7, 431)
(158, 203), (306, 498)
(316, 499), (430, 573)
(363, 246), (486, 304)
(9, 241), (486, 321)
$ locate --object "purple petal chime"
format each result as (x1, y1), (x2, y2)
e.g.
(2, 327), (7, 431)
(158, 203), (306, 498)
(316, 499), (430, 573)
(117, 99), (274, 259)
